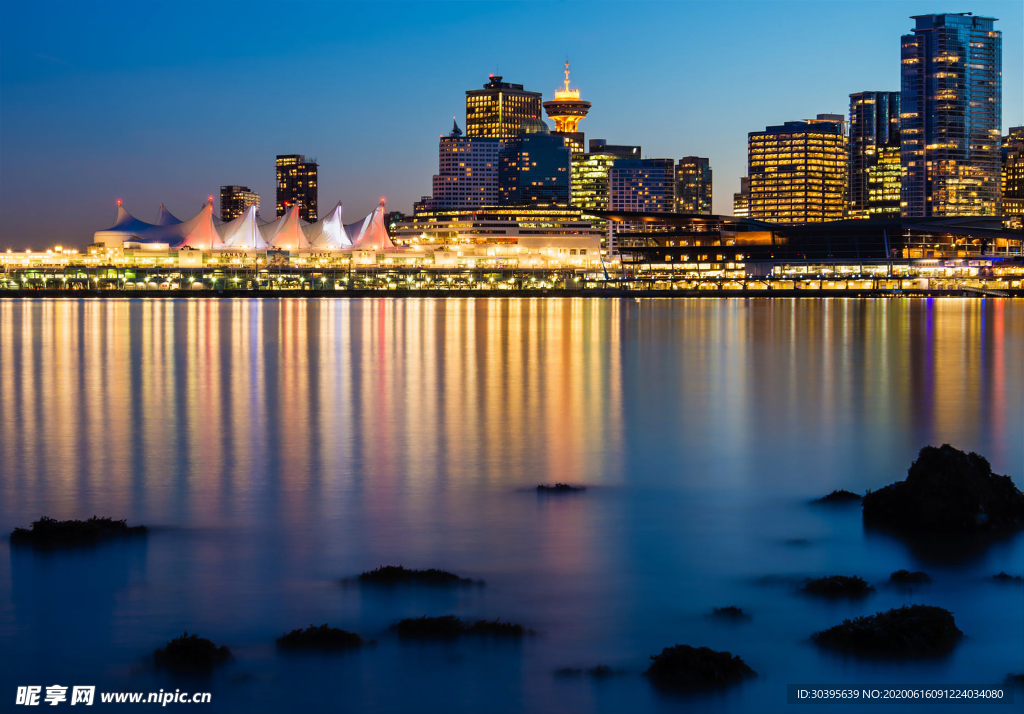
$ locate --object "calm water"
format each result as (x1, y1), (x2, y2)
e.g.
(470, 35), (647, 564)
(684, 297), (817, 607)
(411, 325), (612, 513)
(0, 298), (1021, 713)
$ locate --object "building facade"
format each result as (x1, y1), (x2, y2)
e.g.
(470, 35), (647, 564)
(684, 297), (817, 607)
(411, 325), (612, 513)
(275, 154), (318, 221)
(499, 122), (571, 207)
(866, 145), (902, 216)
(608, 158), (675, 254)
(466, 75), (543, 140)
(426, 120), (502, 210)
(1001, 126), (1024, 220)
(675, 157), (713, 214)
(849, 91), (900, 217)
(748, 116), (847, 224)
(900, 13), (1002, 217)
(220, 185), (259, 221)
(733, 177), (750, 218)
(570, 140), (641, 214)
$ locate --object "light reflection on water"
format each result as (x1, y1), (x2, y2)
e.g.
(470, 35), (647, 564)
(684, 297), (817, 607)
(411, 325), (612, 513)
(0, 297), (1021, 713)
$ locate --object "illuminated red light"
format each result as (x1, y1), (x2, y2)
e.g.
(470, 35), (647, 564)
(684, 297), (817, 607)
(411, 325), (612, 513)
(116, 199), (122, 205)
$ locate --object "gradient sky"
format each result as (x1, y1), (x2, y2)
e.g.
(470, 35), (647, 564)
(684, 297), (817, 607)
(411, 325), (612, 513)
(1, 0), (1021, 249)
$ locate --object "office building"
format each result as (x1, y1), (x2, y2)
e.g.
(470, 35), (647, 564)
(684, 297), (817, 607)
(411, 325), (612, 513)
(607, 158), (675, 253)
(866, 145), (902, 215)
(675, 157), (713, 214)
(849, 91), (900, 217)
(1004, 127), (1024, 219)
(220, 185), (259, 221)
(900, 13), (1002, 217)
(466, 75), (543, 140)
(733, 177), (750, 218)
(748, 115), (848, 224)
(499, 120), (571, 207)
(570, 140), (641, 213)
(425, 119), (502, 210)
(542, 59), (591, 153)
(276, 154), (318, 221)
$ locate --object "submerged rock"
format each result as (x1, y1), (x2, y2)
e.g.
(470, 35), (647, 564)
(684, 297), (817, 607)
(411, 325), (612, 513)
(813, 605), (963, 657)
(889, 570), (932, 585)
(710, 606), (750, 621)
(801, 575), (874, 598)
(813, 490), (862, 504)
(358, 565), (478, 586)
(990, 572), (1024, 583)
(645, 645), (756, 692)
(862, 445), (1024, 534)
(153, 632), (231, 674)
(276, 624), (366, 651)
(10, 516), (147, 547)
(393, 616), (529, 640)
(537, 483), (586, 493)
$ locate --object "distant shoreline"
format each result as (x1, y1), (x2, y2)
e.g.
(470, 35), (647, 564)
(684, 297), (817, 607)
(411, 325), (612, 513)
(1, 289), (1020, 299)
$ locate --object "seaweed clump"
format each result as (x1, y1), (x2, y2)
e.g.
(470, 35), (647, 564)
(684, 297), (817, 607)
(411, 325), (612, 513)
(276, 624), (366, 651)
(812, 605), (963, 657)
(801, 575), (874, 598)
(393, 616), (529, 640)
(153, 632), (231, 674)
(358, 565), (478, 586)
(11, 516), (147, 547)
(645, 645), (756, 692)
(889, 570), (932, 585)
(862, 445), (1024, 533)
(812, 490), (862, 504)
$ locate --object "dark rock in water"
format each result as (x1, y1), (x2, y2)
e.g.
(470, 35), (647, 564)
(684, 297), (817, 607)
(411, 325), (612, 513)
(863, 444), (1024, 534)
(813, 605), (963, 657)
(537, 483), (586, 493)
(10, 516), (147, 547)
(276, 624), (365, 651)
(154, 632), (231, 674)
(645, 645), (756, 692)
(394, 616), (529, 639)
(358, 565), (478, 586)
(813, 489), (862, 504)
(554, 664), (618, 679)
(1006, 673), (1024, 686)
(990, 572), (1024, 583)
(801, 575), (874, 598)
(889, 570), (932, 585)
(710, 606), (750, 621)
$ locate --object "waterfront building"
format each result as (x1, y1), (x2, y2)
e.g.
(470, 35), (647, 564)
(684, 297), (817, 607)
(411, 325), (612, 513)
(900, 13), (1002, 217)
(675, 157), (713, 214)
(733, 177), (750, 218)
(276, 154), (318, 221)
(570, 141), (641, 213)
(849, 91), (900, 218)
(608, 158), (675, 253)
(220, 186), (260, 222)
(542, 59), (591, 154)
(747, 115), (847, 225)
(1002, 127), (1024, 221)
(426, 119), (502, 210)
(466, 75), (543, 140)
(499, 120), (571, 207)
(866, 145), (902, 216)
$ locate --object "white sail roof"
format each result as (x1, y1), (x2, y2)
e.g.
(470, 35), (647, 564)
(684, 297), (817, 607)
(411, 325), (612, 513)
(349, 200), (395, 250)
(179, 203), (225, 250)
(304, 202), (352, 250)
(217, 205), (269, 250)
(157, 204), (182, 225)
(261, 205), (311, 251)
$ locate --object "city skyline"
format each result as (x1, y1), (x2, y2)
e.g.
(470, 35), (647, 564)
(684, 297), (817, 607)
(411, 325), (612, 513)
(1, 1), (1022, 249)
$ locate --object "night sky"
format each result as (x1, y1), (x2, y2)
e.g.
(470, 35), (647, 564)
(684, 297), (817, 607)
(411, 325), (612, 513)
(1, 0), (1021, 249)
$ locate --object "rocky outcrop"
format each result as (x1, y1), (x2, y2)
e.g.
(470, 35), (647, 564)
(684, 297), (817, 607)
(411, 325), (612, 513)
(153, 632), (231, 674)
(11, 516), (147, 547)
(645, 645), (755, 692)
(813, 605), (963, 656)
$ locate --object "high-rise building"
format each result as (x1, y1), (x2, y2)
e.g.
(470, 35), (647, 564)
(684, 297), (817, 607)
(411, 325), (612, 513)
(900, 13), (1002, 217)
(466, 75), (543, 140)
(675, 157), (713, 214)
(733, 177), (750, 218)
(866, 145), (902, 216)
(1003, 126), (1024, 219)
(542, 59), (591, 154)
(748, 115), (848, 224)
(849, 91), (900, 217)
(570, 140), (641, 213)
(220, 185), (260, 221)
(275, 154), (318, 220)
(608, 158), (675, 213)
(426, 119), (502, 210)
(499, 120), (571, 207)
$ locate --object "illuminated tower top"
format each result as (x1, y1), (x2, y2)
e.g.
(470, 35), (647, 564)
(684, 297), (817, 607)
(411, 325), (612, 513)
(543, 58), (591, 143)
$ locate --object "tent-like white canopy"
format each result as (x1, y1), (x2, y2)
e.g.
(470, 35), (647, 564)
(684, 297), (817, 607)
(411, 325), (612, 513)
(93, 198), (395, 251)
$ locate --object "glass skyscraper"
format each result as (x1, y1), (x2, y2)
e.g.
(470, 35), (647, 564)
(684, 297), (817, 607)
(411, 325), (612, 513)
(900, 13), (1002, 217)
(849, 91), (900, 217)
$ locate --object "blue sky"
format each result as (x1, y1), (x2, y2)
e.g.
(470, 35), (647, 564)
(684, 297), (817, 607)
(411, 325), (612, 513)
(1, 0), (1021, 248)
